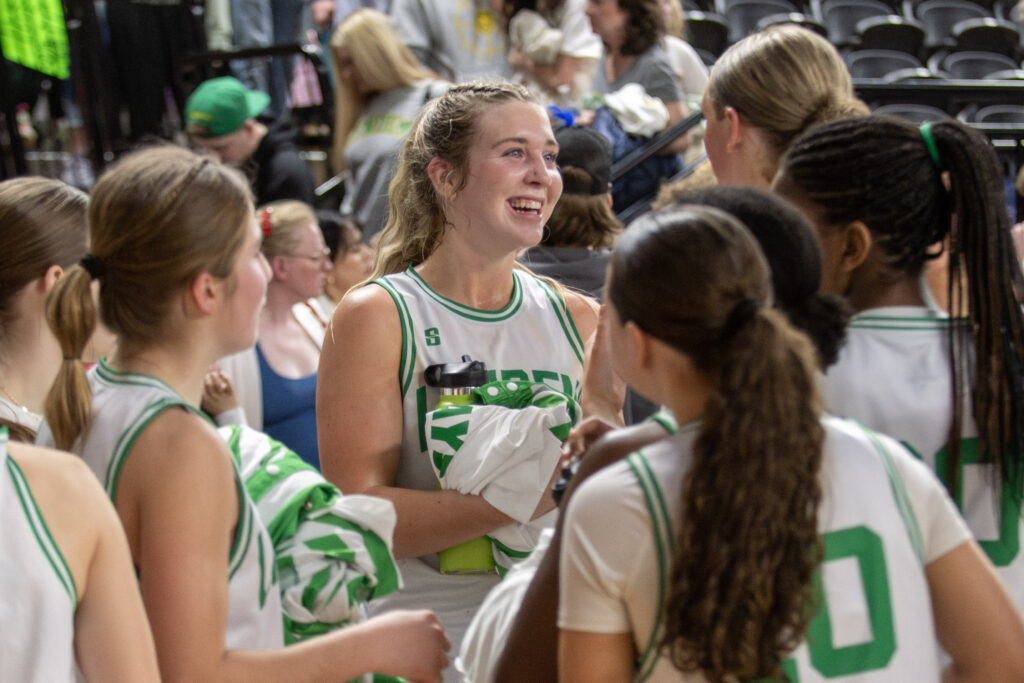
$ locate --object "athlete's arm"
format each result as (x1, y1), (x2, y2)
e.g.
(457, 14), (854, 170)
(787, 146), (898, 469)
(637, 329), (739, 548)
(558, 630), (634, 683)
(317, 285), (512, 559)
(927, 540), (1024, 682)
(117, 409), (450, 682)
(10, 443), (160, 682)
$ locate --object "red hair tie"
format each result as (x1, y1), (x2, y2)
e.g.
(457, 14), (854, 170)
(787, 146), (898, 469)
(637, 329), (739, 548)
(260, 207), (273, 236)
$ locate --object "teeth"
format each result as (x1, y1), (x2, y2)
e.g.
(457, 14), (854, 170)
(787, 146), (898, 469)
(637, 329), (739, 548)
(510, 199), (542, 211)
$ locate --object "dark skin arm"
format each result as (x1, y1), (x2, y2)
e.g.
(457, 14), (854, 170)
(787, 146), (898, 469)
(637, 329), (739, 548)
(492, 419), (669, 683)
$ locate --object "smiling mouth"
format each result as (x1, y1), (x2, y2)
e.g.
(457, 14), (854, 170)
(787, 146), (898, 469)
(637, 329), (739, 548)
(509, 199), (543, 215)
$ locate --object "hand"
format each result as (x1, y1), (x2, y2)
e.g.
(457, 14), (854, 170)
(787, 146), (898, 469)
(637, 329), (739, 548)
(508, 47), (535, 73)
(363, 610), (450, 683)
(201, 367), (239, 417)
(563, 416), (618, 461)
(579, 305), (626, 423)
(1012, 222), (1024, 267)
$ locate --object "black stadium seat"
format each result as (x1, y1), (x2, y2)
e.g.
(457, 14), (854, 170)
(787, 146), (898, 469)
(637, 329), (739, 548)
(915, 0), (990, 50)
(722, 0), (798, 43)
(822, 0), (894, 46)
(856, 14), (926, 55)
(952, 17), (1021, 59)
(846, 48), (924, 77)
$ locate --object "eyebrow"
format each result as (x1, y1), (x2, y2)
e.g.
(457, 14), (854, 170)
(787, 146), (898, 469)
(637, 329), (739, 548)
(492, 136), (558, 149)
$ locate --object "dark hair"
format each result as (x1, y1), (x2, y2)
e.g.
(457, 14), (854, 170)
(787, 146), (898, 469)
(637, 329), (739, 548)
(609, 205), (823, 682)
(778, 115), (1024, 492)
(619, 0), (664, 56)
(544, 168), (621, 248)
(316, 209), (362, 261)
(662, 186), (850, 368)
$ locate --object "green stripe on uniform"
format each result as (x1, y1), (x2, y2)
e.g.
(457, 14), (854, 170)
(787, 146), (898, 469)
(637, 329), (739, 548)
(105, 398), (189, 500)
(859, 424), (924, 564)
(627, 452), (674, 681)
(372, 277), (418, 396)
(535, 279), (585, 366)
(317, 515), (400, 595)
(407, 266), (525, 322)
(6, 452), (78, 605)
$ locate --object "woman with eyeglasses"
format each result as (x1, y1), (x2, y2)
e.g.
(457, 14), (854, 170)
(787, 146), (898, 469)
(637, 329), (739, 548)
(215, 200), (333, 469)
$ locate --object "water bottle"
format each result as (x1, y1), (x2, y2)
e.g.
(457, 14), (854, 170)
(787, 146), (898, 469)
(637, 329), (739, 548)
(425, 355), (497, 575)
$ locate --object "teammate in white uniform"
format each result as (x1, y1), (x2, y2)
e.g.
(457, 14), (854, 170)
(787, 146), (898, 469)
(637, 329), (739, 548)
(38, 146), (449, 683)
(776, 115), (1024, 617)
(483, 186), (855, 682)
(318, 82), (599, 681)
(1, 426), (159, 681)
(557, 205), (1024, 682)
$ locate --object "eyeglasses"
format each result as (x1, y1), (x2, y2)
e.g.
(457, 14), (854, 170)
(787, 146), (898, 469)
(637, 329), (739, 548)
(286, 247), (332, 263)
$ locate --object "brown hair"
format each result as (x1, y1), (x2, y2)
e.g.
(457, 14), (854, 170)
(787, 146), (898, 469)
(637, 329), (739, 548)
(372, 81), (537, 277)
(608, 205), (823, 681)
(0, 177), (87, 331)
(44, 145), (253, 449)
(707, 25), (868, 180)
(543, 170), (621, 248)
(618, 0), (665, 56)
(258, 200), (318, 258)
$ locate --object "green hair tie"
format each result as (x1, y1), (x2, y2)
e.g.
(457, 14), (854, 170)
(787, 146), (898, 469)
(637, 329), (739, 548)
(919, 122), (943, 170)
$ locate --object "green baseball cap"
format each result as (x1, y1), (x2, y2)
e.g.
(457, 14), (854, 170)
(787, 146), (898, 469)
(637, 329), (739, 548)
(184, 76), (271, 138)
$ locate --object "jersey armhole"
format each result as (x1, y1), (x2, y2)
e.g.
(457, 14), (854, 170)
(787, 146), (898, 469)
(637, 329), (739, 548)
(369, 278), (418, 397)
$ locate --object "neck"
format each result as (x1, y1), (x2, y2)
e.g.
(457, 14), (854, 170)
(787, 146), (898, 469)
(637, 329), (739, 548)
(845, 254), (926, 312)
(0, 321), (62, 415)
(324, 279), (344, 304)
(606, 51), (635, 80)
(263, 281), (305, 324)
(110, 339), (216, 406)
(416, 247), (518, 310)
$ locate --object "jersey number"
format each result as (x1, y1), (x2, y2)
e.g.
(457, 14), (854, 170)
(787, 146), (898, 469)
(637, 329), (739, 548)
(770, 526), (896, 682)
(934, 437), (1021, 567)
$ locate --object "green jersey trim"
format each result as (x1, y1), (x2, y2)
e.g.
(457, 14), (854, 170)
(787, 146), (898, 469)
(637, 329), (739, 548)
(104, 398), (190, 501)
(535, 278), (586, 366)
(627, 451), (674, 681)
(372, 277), (418, 396)
(849, 311), (963, 331)
(5, 447), (78, 606)
(858, 423), (925, 564)
(647, 409), (679, 435)
(405, 266), (525, 322)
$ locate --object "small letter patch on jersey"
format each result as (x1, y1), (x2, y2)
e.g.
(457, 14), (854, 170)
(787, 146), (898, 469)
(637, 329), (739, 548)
(425, 327), (441, 346)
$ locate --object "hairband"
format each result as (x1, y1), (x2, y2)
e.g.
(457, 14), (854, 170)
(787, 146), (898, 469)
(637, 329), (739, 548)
(722, 296), (760, 339)
(260, 207), (273, 236)
(919, 123), (943, 170)
(80, 254), (105, 280)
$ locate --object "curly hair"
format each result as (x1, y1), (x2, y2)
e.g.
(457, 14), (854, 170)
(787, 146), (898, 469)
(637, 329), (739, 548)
(618, 0), (664, 56)
(608, 206), (824, 681)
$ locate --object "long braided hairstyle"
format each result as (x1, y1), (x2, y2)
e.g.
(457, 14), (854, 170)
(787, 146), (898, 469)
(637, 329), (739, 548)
(777, 115), (1024, 496)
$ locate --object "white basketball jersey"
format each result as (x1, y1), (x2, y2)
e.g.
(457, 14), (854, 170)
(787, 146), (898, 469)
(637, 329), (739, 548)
(822, 307), (1024, 614)
(368, 266), (586, 682)
(35, 360), (283, 651)
(563, 417), (958, 682)
(0, 429), (77, 682)
(374, 266), (586, 494)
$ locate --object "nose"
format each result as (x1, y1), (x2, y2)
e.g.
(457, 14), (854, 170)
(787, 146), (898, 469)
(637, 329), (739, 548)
(525, 152), (553, 186)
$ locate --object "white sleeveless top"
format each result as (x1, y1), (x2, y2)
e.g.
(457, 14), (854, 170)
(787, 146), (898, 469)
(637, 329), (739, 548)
(35, 361), (283, 651)
(368, 266), (586, 680)
(822, 306), (1024, 615)
(560, 416), (971, 682)
(0, 428), (77, 682)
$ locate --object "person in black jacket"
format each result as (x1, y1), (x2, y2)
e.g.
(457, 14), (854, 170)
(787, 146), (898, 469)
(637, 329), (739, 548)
(185, 76), (315, 206)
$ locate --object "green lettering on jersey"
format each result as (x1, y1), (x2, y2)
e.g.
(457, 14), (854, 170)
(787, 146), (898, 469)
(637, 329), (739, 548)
(429, 405), (472, 478)
(425, 327), (441, 346)
(807, 525), (895, 676)
(936, 437), (1022, 566)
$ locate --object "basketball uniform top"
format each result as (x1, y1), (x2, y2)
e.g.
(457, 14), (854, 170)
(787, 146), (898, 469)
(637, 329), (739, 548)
(822, 306), (1024, 613)
(367, 266), (586, 681)
(560, 416), (972, 682)
(35, 360), (283, 650)
(0, 427), (77, 682)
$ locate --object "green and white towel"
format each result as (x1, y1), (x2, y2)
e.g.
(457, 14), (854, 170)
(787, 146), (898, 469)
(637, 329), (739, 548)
(425, 380), (577, 573)
(220, 425), (401, 653)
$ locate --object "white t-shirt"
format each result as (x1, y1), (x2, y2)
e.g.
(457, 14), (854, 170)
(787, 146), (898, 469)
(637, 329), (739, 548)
(559, 416), (971, 682)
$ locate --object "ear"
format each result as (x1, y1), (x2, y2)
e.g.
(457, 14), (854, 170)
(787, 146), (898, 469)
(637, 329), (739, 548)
(39, 265), (63, 294)
(188, 271), (220, 316)
(427, 156), (455, 199)
(724, 106), (744, 153)
(269, 254), (290, 281)
(624, 321), (652, 371)
(837, 220), (873, 276)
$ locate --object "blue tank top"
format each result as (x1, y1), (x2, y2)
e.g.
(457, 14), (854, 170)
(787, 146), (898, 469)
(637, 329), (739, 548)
(257, 345), (319, 469)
